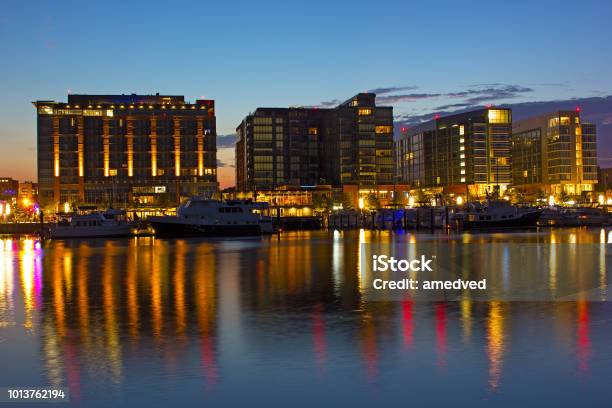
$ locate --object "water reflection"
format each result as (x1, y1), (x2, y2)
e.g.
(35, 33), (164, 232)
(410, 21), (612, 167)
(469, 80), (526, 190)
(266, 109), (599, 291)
(0, 229), (610, 406)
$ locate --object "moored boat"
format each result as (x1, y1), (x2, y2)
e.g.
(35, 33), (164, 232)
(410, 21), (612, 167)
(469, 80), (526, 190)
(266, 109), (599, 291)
(50, 208), (133, 239)
(148, 198), (276, 237)
(458, 200), (541, 230)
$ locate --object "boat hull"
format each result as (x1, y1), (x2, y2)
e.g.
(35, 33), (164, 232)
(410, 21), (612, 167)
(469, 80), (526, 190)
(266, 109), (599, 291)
(463, 210), (541, 230)
(150, 219), (262, 237)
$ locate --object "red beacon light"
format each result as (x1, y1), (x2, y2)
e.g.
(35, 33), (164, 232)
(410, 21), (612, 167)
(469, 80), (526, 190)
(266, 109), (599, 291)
(434, 114), (441, 120)
(401, 127), (407, 132)
(485, 104), (493, 108)
(575, 106), (581, 113)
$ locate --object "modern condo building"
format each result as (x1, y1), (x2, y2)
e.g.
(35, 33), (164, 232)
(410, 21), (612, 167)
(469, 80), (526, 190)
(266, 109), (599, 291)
(235, 93), (394, 192)
(34, 94), (218, 209)
(395, 107), (512, 198)
(512, 110), (597, 197)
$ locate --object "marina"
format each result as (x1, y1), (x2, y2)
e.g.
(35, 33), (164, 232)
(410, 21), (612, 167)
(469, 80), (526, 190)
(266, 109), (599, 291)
(0, 229), (611, 407)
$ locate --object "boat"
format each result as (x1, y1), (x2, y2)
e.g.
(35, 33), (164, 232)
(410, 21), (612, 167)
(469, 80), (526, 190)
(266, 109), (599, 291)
(50, 207), (133, 238)
(458, 200), (541, 230)
(148, 198), (276, 237)
(539, 206), (609, 227)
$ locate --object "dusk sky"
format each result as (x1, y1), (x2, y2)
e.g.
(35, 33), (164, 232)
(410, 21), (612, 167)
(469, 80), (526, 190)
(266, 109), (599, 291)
(1, 0), (612, 188)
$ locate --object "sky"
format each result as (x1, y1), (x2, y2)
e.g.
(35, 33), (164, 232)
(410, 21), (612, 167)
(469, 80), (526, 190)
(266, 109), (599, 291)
(1, 0), (612, 188)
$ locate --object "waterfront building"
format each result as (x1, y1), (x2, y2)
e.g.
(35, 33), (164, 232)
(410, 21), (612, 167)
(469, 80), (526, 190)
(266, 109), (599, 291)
(33, 94), (218, 210)
(0, 177), (19, 200)
(395, 107), (512, 199)
(235, 93), (400, 207)
(598, 167), (612, 192)
(18, 181), (37, 205)
(512, 110), (597, 197)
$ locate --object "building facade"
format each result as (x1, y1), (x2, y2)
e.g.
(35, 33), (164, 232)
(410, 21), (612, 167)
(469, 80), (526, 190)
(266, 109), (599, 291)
(18, 181), (37, 203)
(235, 107), (324, 191)
(0, 177), (19, 200)
(235, 93), (394, 194)
(395, 108), (512, 199)
(512, 110), (597, 197)
(34, 94), (218, 209)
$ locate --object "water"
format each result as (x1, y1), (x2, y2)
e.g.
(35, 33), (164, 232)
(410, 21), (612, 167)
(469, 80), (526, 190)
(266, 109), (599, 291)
(1, 229), (612, 407)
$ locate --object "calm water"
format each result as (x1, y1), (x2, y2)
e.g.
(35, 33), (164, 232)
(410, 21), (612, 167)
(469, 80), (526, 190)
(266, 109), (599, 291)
(1, 229), (612, 407)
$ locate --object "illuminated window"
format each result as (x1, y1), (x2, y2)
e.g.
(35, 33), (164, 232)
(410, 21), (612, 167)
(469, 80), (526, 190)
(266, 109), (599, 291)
(523, 170), (528, 178)
(460, 161), (465, 167)
(560, 116), (570, 125)
(460, 153), (465, 159)
(460, 169), (465, 175)
(308, 127), (318, 135)
(375, 125), (392, 134)
(460, 146), (465, 151)
(460, 177), (466, 183)
(350, 100), (358, 107)
(548, 117), (559, 127)
(459, 138), (464, 144)
(358, 108), (372, 116)
(488, 109), (510, 124)
(109, 169), (117, 176)
(459, 125), (465, 135)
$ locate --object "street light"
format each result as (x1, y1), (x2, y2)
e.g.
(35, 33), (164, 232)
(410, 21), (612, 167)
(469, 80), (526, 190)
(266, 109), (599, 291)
(358, 197), (365, 210)
(548, 195), (555, 206)
(456, 196), (464, 205)
(599, 194), (605, 205)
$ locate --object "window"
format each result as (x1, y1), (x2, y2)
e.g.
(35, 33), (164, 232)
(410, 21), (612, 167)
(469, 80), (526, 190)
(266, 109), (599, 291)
(375, 125), (392, 134)
(358, 108), (372, 116)
(488, 109), (510, 124)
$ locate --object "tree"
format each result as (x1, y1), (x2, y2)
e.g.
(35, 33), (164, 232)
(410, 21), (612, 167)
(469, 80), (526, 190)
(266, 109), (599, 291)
(341, 193), (354, 211)
(312, 194), (333, 214)
(535, 188), (546, 204)
(366, 192), (381, 210)
(559, 190), (569, 205)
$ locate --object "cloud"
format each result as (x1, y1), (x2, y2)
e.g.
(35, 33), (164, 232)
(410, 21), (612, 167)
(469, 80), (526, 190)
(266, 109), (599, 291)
(376, 93), (442, 104)
(217, 158), (234, 168)
(216, 134), (237, 148)
(317, 99), (342, 108)
(367, 85), (418, 95)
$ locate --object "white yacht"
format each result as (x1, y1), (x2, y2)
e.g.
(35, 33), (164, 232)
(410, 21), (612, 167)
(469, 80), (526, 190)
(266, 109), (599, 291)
(148, 199), (276, 237)
(50, 208), (133, 239)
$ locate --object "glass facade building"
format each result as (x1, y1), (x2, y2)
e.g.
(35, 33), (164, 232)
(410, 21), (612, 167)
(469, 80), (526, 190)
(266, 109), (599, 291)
(395, 108), (512, 198)
(512, 110), (597, 196)
(34, 94), (218, 209)
(235, 93), (393, 192)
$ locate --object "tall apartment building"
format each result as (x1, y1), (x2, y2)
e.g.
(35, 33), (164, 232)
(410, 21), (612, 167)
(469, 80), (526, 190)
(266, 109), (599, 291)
(395, 107), (512, 198)
(34, 94), (218, 209)
(235, 93), (394, 192)
(235, 107), (325, 191)
(512, 109), (597, 196)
